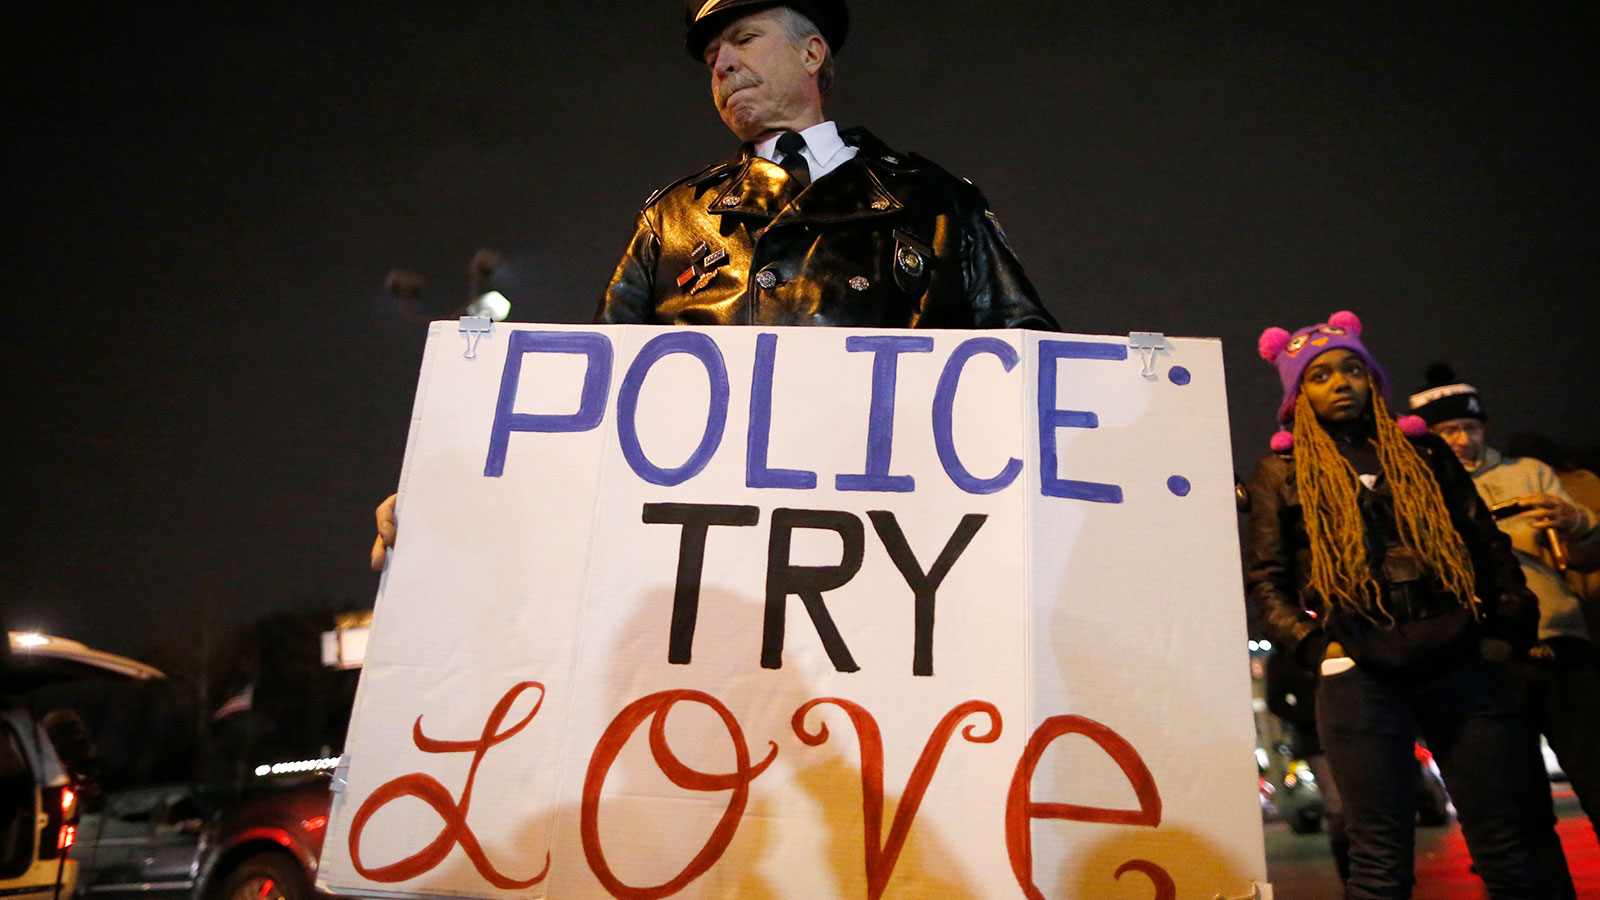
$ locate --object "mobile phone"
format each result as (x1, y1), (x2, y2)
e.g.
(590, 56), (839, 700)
(1490, 500), (1532, 520)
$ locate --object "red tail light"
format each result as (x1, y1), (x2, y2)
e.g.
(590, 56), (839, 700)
(39, 785), (76, 860)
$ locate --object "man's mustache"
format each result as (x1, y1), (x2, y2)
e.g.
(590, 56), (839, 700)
(715, 72), (762, 108)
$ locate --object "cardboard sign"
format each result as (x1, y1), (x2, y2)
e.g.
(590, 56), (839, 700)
(320, 324), (1267, 900)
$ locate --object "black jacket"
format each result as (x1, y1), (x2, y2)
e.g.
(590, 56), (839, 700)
(596, 127), (1059, 330)
(1244, 429), (1536, 673)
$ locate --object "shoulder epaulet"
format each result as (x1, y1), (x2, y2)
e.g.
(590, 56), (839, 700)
(641, 161), (732, 210)
(909, 155), (987, 203)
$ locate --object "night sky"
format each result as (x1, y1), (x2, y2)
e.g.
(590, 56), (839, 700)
(7, 1), (1597, 659)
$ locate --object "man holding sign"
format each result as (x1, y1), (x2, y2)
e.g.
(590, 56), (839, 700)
(374, 0), (1058, 568)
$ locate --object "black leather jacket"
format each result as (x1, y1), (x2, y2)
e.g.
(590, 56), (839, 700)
(597, 127), (1059, 330)
(1244, 429), (1535, 672)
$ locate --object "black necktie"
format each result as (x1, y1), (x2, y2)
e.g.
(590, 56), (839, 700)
(775, 131), (810, 189)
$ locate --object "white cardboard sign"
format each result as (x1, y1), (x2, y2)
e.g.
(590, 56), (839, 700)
(320, 324), (1266, 900)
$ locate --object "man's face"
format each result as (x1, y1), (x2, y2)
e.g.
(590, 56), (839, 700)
(1430, 417), (1486, 471)
(1300, 349), (1371, 423)
(704, 10), (821, 142)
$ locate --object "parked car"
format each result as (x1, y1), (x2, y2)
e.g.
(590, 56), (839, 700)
(3, 632), (164, 900)
(73, 773), (335, 900)
(0, 701), (78, 900)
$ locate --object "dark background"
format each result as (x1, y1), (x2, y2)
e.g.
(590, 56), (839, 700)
(7, 1), (1597, 660)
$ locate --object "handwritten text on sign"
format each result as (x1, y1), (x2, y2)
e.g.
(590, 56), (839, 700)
(322, 325), (1264, 900)
(484, 332), (1136, 501)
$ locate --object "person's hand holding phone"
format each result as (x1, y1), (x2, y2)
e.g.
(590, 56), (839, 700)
(1499, 493), (1583, 533)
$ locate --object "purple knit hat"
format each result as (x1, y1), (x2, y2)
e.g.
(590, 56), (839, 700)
(1258, 310), (1396, 425)
(1258, 312), (1428, 451)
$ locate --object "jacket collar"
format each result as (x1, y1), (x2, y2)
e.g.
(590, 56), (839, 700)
(702, 127), (919, 225)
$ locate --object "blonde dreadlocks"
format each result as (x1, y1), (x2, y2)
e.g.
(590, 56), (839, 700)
(1292, 391), (1478, 623)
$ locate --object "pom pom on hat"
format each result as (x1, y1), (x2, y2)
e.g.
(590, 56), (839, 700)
(1326, 310), (1362, 336)
(1424, 362), (1458, 386)
(1258, 327), (1291, 362)
(1270, 431), (1295, 452)
(1396, 415), (1427, 437)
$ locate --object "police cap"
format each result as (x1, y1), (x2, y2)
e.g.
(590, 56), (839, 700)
(685, 0), (849, 60)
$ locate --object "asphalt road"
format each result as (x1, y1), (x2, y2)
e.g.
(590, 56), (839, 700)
(1265, 787), (1596, 899)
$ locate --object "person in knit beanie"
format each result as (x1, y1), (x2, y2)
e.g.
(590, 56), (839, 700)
(1409, 363), (1490, 471)
(1242, 311), (1547, 898)
(1412, 364), (1600, 899)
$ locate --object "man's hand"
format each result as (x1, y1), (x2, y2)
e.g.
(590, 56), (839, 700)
(370, 493), (397, 571)
(1510, 493), (1584, 533)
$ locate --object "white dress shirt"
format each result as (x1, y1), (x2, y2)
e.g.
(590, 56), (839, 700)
(753, 120), (858, 182)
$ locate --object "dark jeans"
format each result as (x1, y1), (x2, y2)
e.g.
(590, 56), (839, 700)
(1318, 655), (1551, 899)
(1306, 752), (1351, 883)
(1508, 642), (1600, 900)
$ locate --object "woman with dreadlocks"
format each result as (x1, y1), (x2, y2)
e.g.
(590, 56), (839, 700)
(1244, 311), (1550, 899)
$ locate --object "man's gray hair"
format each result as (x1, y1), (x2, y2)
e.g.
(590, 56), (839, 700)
(773, 7), (835, 98)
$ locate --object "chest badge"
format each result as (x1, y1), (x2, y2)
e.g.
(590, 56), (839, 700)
(848, 275), (871, 291)
(895, 247), (924, 277)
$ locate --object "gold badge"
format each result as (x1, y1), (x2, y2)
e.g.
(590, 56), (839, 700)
(896, 247), (924, 276)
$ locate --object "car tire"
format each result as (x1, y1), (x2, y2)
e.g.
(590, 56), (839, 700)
(213, 852), (309, 900)
(1287, 807), (1323, 835)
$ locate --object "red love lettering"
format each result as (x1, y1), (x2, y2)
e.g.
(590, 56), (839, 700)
(1115, 859), (1177, 900)
(347, 681), (550, 888)
(581, 689), (777, 900)
(1005, 714), (1167, 900)
(792, 698), (1002, 899)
